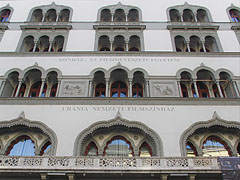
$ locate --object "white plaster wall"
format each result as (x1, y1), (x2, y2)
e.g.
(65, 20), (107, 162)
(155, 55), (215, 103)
(218, 31), (240, 52)
(144, 30), (173, 51)
(0, 31), (21, 52)
(0, 105), (239, 156)
(0, 56), (239, 77)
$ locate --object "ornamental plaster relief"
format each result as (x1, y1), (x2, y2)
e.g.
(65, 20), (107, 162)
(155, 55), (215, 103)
(59, 80), (88, 97)
(150, 81), (179, 97)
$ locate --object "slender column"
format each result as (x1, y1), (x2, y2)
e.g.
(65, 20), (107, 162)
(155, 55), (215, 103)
(145, 80), (149, 97)
(186, 41), (190, 52)
(39, 79), (46, 97)
(232, 81), (240, 97)
(105, 79), (109, 97)
(33, 40), (38, 52)
(42, 11), (47, 22)
(40, 174), (48, 180)
(110, 41), (113, 51)
(56, 79), (61, 97)
(193, 80), (199, 97)
(129, 79), (132, 97)
(193, 11), (198, 22)
(189, 174), (196, 180)
(0, 80), (6, 96)
(56, 12), (60, 22)
(126, 42), (129, 51)
(177, 81), (183, 97)
(88, 80), (93, 97)
(160, 174), (168, 180)
(125, 12), (128, 22)
(179, 11), (184, 22)
(15, 79), (23, 97)
(111, 13), (114, 22)
(201, 41), (206, 52)
(68, 174), (75, 180)
(216, 81), (224, 98)
(48, 41), (53, 52)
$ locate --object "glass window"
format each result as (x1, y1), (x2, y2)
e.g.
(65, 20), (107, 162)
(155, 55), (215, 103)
(139, 142), (152, 157)
(111, 81), (128, 97)
(132, 83), (143, 97)
(186, 142), (197, 157)
(85, 142), (98, 156)
(95, 83), (106, 97)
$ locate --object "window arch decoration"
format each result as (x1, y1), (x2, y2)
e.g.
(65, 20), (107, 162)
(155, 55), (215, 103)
(180, 111), (240, 156)
(73, 115), (163, 156)
(227, 4), (240, 22)
(167, 2), (213, 22)
(27, 2), (73, 22)
(97, 2), (142, 22)
(0, 111), (57, 155)
(0, 4), (14, 23)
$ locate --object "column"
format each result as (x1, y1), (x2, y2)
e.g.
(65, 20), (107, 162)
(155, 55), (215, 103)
(193, 80), (199, 97)
(111, 13), (114, 22)
(15, 79), (23, 97)
(33, 40), (38, 52)
(125, 12), (128, 22)
(186, 41), (190, 52)
(56, 79), (61, 97)
(68, 174), (75, 180)
(193, 11), (198, 22)
(129, 79), (132, 97)
(48, 40), (53, 52)
(145, 80), (149, 97)
(56, 12), (60, 22)
(160, 174), (168, 180)
(88, 80), (93, 97)
(216, 81), (224, 98)
(110, 41), (113, 51)
(40, 174), (48, 180)
(177, 81), (183, 97)
(105, 79), (109, 97)
(189, 174), (196, 180)
(232, 81), (240, 97)
(201, 40), (206, 52)
(125, 39), (129, 51)
(38, 78), (46, 97)
(179, 11), (184, 22)
(0, 80), (6, 96)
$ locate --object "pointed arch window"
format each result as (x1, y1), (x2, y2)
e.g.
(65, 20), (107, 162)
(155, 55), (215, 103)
(186, 142), (197, 157)
(103, 136), (133, 157)
(6, 135), (35, 156)
(139, 142), (152, 157)
(132, 83), (143, 97)
(95, 83), (106, 97)
(85, 142), (98, 156)
(111, 81), (128, 97)
(202, 136), (231, 157)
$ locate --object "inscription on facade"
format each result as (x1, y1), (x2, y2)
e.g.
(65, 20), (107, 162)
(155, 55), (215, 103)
(62, 106), (175, 112)
(59, 57), (179, 63)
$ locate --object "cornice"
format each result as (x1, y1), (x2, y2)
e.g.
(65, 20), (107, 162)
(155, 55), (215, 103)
(0, 97), (239, 106)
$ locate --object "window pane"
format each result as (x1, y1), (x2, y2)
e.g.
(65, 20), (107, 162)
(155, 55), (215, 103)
(9, 139), (35, 156)
(105, 139), (132, 157)
(203, 138), (229, 157)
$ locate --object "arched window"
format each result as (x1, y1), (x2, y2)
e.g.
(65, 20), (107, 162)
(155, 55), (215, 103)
(100, 9), (111, 22)
(197, 82), (209, 98)
(197, 9), (209, 22)
(202, 136), (231, 157)
(219, 72), (236, 98)
(128, 35), (140, 51)
(132, 83), (143, 97)
(20, 36), (34, 52)
(58, 9), (70, 22)
(6, 135), (35, 156)
(113, 35), (125, 51)
(113, 9), (125, 22)
(186, 142), (197, 157)
(229, 9), (240, 22)
(104, 136), (133, 157)
(169, 9), (181, 22)
(0, 9), (11, 22)
(95, 83), (106, 97)
(139, 142), (152, 157)
(51, 36), (64, 52)
(183, 9), (195, 22)
(111, 81), (128, 97)
(50, 83), (58, 97)
(40, 141), (52, 156)
(128, 9), (139, 22)
(189, 36), (203, 52)
(44, 9), (57, 22)
(29, 81), (41, 97)
(85, 142), (98, 156)
(98, 36), (110, 51)
(14, 83), (26, 97)
(30, 9), (43, 22)
(205, 36), (219, 52)
(36, 36), (50, 52)
(174, 36), (188, 52)
(180, 83), (188, 97)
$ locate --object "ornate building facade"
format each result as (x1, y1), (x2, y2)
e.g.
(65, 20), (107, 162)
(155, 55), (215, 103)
(0, 0), (239, 179)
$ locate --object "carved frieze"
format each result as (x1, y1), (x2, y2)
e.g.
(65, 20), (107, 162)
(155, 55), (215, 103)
(59, 81), (88, 97)
(150, 81), (178, 97)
